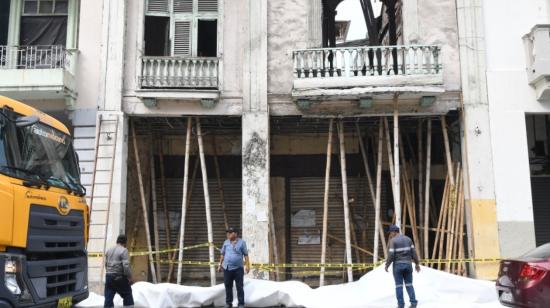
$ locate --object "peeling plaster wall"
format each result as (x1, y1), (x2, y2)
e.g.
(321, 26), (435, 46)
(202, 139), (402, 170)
(417, 0), (461, 91)
(267, 0), (309, 96)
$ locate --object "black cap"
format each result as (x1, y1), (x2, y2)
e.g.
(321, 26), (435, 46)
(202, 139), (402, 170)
(387, 225), (400, 233)
(226, 227), (238, 233)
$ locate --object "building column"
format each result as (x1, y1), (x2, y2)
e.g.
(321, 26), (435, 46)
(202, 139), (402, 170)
(87, 0), (128, 292)
(456, 0), (500, 279)
(242, 0), (270, 280)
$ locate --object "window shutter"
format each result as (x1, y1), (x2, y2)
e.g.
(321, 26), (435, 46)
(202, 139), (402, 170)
(174, 21), (192, 56)
(198, 0), (218, 13)
(173, 0), (193, 13)
(147, 0), (169, 13)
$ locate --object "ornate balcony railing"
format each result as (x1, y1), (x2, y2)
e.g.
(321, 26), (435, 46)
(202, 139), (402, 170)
(140, 57), (219, 89)
(293, 45), (442, 79)
(0, 45), (76, 72)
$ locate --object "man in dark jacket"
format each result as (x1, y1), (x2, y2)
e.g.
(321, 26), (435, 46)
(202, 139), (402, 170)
(104, 234), (134, 307)
(385, 225), (420, 308)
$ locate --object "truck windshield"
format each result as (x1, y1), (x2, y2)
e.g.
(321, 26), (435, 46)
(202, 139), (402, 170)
(0, 111), (83, 195)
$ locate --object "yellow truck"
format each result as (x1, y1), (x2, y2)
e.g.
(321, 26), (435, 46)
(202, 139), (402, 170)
(0, 96), (89, 307)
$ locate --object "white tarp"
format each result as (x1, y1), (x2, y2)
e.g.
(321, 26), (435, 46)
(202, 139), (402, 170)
(77, 266), (505, 308)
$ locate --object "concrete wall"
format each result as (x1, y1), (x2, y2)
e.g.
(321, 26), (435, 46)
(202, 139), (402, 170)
(483, 0), (550, 257)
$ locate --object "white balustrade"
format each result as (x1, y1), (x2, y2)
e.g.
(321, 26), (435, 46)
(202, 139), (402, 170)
(293, 45), (442, 79)
(140, 57), (219, 89)
(0, 45), (72, 70)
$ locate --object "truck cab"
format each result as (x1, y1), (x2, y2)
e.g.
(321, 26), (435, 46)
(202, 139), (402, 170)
(0, 96), (89, 307)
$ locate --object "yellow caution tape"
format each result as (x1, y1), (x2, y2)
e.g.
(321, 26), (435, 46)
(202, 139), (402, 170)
(87, 242), (219, 258)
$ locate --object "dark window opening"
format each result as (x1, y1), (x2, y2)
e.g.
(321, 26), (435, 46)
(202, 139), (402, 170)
(197, 19), (217, 57)
(144, 16), (169, 56)
(20, 16), (67, 46)
(0, 0), (10, 45)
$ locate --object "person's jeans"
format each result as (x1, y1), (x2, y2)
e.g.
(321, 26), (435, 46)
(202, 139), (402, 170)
(223, 267), (245, 306)
(104, 274), (134, 307)
(392, 263), (418, 308)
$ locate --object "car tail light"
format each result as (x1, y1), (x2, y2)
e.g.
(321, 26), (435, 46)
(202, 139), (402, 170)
(519, 263), (546, 281)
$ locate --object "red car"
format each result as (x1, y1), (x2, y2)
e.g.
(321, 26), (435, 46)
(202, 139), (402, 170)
(496, 243), (550, 308)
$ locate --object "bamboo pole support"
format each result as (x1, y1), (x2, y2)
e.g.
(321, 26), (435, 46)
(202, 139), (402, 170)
(328, 234), (374, 256)
(436, 168), (452, 270)
(431, 171), (449, 261)
(423, 119), (432, 260)
(398, 137), (421, 258)
(176, 118), (193, 285)
(373, 119), (384, 262)
(441, 116), (455, 187)
(150, 134), (162, 282)
(356, 122), (387, 259)
(417, 120), (424, 250)
(449, 165), (462, 272)
(320, 119), (333, 287)
(212, 135), (229, 230)
(158, 140), (174, 282)
(196, 118), (216, 287)
(268, 194), (280, 281)
(393, 96), (402, 229)
(171, 155), (199, 272)
(383, 118), (397, 224)
(131, 121), (157, 284)
(337, 120), (354, 282)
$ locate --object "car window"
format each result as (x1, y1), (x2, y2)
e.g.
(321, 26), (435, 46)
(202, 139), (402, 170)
(523, 243), (550, 259)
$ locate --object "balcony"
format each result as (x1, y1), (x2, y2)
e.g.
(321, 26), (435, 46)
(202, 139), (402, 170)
(292, 45), (444, 101)
(523, 24), (550, 102)
(0, 45), (78, 106)
(137, 56), (220, 102)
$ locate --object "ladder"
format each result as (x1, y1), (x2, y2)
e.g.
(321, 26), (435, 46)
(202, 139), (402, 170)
(88, 114), (120, 283)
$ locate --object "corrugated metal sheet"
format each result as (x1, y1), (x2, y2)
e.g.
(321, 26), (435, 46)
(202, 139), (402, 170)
(531, 177), (550, 246)
(155, 177), (242, 283)
(289, 177), (388, 284)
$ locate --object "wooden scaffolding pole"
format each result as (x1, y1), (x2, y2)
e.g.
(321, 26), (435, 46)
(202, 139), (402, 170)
(131, 121), (157, 284)
(150, 133), (162, 282)
(383, 118), (397, 224)
(172, 154), (200, 276)
(177, 117), (193, 285)
(337, 120), (353, 282)
(441, 115), (455, 187)
(417, 120), (424, 250)
(159, 140), (174, 282)
(268, 194), (280, 281)
(373, 119), (384, 262)
(320, 119), (334, 287)
(393, 96), (401, 229)
(212, 136), (229, 230)
(196, 118), (216, 286)
(356, 122), (387, 259)
(423, 119), (432, 259)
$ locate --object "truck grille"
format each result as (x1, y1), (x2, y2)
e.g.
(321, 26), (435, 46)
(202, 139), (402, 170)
(26, 205), (87, 299)
(27, 205), (85, 253)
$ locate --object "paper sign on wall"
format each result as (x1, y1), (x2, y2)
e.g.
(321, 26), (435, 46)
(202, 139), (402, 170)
(291, 209), (316, 227)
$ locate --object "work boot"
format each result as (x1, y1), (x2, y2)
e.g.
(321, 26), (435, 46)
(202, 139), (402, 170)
(409, 304), (417, 308)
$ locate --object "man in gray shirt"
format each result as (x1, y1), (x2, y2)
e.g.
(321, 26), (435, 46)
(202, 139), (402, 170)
(385, 225), (420, 308)
(104, 234), (134, 307)
(217, 227), (250, 308)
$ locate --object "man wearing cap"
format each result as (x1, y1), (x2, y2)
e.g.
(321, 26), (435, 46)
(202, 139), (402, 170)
(385, 225), (420, 308)
(217, 227), (250, 308)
